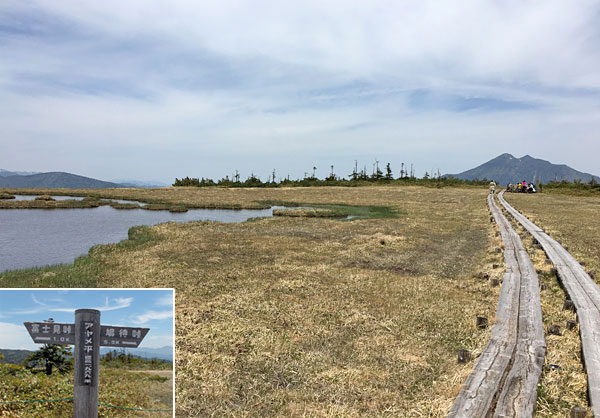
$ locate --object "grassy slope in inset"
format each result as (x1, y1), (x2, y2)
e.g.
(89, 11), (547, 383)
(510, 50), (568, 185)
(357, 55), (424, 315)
(0, 362), (172, 417)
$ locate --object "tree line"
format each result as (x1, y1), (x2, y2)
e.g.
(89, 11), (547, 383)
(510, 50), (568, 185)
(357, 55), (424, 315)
(174, 161), (489, 188)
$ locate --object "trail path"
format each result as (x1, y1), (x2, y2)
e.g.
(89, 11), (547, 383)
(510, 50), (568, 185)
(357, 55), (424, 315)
(449, 194), (545, 417)
(499, 190), (600, 417)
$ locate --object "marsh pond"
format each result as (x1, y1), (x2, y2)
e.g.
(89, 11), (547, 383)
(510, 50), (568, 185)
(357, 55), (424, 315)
(0, 196), (283, 272)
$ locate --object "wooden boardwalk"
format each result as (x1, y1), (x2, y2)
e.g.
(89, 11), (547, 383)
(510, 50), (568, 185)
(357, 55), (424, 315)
(499, 191), (600, 417)
(448, 194), (545, 417)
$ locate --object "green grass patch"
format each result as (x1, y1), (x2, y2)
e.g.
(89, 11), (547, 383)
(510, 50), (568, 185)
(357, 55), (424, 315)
(273, 208), (349, 218)
(109, 202), (142, 209)
(117, 226), (160, 249)
(542, 182), (600, 196)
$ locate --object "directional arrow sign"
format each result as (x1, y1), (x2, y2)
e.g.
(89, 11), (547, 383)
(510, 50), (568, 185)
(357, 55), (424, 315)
(24, 322), (149, 348)
(99, 326), (150, 348)
(24, 322), (75, 344)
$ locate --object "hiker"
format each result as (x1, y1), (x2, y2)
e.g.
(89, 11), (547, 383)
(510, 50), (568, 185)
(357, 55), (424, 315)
(489, 180), (496, 194)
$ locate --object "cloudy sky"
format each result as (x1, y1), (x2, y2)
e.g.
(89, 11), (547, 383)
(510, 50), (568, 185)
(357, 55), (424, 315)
(1, 0), (599, 182)
(0, 289), (173, 350)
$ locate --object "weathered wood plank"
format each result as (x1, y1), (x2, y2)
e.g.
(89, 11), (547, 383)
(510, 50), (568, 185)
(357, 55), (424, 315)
(448, 195), (545, 417)
(498, 191), (600, 417)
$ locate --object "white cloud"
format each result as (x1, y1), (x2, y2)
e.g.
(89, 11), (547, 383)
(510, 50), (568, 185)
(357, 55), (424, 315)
(36, 297), (134, 313)
(14, 0), (597, 87)
(155, 293), (174, 307)
(100, 297), (134, 312)
(139, 334), (174, 349)
(131, 310), (173, 325)
(0, 1), (599, 179)
(0, 322), (38, 350)
(9, 294), (133, 315)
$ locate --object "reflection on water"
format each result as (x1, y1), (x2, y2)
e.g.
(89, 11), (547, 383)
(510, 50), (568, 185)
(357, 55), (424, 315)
(0, 203), (279, 272)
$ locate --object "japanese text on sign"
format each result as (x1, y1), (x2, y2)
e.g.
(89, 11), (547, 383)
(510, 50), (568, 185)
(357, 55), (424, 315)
(83, 322), (93, 385)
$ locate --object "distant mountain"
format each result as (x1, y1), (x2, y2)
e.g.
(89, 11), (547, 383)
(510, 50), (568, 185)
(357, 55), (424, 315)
(100, 346), (173, 362)
(0, 169), (39, 177)
(447, 154), (599, 186)
(0, 349), (33, 365)
(110, 179), (170, 188)
(0, 347), (172, 364)
(0, 172), (123, 189)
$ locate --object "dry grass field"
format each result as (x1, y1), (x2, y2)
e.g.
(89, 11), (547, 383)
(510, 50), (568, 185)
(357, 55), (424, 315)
(504, 192), (600, 288)
(2, 186), (508, 416)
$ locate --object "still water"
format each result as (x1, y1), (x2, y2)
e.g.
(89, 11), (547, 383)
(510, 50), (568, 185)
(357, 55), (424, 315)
(0, 201), (280, 272)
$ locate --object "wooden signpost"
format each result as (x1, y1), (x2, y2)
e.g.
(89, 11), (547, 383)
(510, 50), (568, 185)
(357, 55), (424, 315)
(24, 309), (149, 418)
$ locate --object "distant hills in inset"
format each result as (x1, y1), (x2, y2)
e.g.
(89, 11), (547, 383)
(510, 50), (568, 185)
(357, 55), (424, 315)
(447, 153), (599, 186)
(100, 346), (173, 362)
(0, 346), (173, 364)
(0, 171), (124, 189)
(0, 349), (32, 364)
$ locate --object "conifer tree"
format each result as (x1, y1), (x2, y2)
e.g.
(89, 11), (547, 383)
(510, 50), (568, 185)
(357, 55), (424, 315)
(24, 319), (72, 376)
(385, 163), (393, 180)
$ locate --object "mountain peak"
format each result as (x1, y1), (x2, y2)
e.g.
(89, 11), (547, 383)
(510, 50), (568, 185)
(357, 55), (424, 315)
(0, 171), (124, 189)
(493, 153), (515, 162)
(448, 154), (598, 185)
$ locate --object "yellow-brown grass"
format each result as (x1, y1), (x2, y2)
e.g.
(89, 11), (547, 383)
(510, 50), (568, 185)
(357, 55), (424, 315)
(504, 192), (600, 284)
(100, 187), (499, 415)
(2, 186), (504, 415)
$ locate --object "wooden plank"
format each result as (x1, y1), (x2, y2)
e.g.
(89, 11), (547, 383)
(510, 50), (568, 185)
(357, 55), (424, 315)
(498, 191), (600, 417)
(449, 195), (545, 417)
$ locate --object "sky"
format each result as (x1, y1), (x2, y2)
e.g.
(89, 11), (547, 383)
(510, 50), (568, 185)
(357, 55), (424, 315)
(0, 289), (174, 350)
(1, 0), (599, 182)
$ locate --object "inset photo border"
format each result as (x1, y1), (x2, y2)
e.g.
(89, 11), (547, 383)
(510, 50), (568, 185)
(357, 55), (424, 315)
(0, 288), (174, 417)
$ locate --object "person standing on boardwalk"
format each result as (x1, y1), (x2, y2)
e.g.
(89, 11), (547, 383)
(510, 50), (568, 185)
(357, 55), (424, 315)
(489, 180), (496, 194)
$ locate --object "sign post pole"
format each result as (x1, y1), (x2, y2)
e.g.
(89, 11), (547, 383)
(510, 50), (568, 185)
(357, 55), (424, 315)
(24, 312), (149, 418)
(73, 309), (100, 418)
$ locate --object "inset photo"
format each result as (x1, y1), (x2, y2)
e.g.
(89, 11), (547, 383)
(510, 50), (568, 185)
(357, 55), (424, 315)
(0, 288), (174, 417)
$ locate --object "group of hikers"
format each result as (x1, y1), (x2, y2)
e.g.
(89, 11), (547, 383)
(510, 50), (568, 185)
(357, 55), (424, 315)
(488, 180), (537, 194)
(507, 181), (536, 193)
